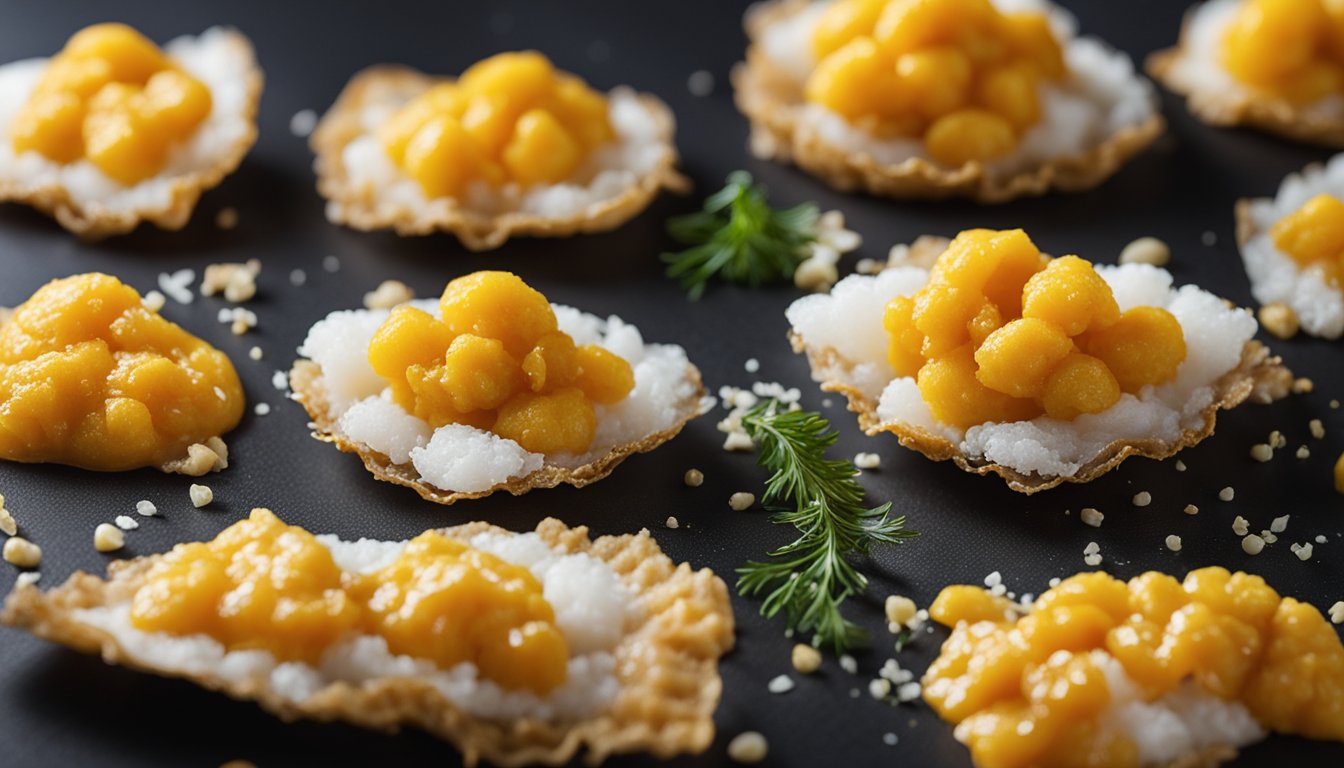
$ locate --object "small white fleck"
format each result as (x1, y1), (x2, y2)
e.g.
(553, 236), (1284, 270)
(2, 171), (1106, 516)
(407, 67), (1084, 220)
(821, 398), (833, 408)
(687, 69), (715, 97)
(273, 371), (290, 391)
(683, 468), (704, 487)
(15, 572), (40, 588)
(1184, 504), (1199, 515)
(1048, 577), (1061, 588)
(1084, 553), (1103, 567)
(729, 492), (755, 511)
(1291, 542), (1314, 561)
(1165, 534), (1182, 552)
(1083, 541), (1100, 555)
(984, 570), (1002, 588)
(142, 290), (166, 312)
(289, 108), (318, 137)
(189, 484), (213, 509)
(665, 516), (679, 529)
(248, 346), (263, 361)
(1309, 419), (1325, 439)
(1242, 534), (1266, 555)
(289, 268), (307, 287)
(767, 674), (795, 694)
(1219, 486), (1235, 502)
(727, 731), (768, 764)
(1081, 508), (1104, 527)
(1297, 445), (1311, 459)
(895, 682), (922, 702)
(135, 500), (158, 517)
(323, 255), (341, 273)
(1249, 443), (1273, 462)
(1233, 516), (1250, 536)
(254, 403), (271, 416)
(1329, 601), (1344, 625)
(854, 452), (881, 470)
(94, 523), (125, 553)
(1271, 515), (1290, 534)
(114, 515), (139, 531)
(868, 678), (892, 699)
(1174, 459), (1187, 472)
(213, 386), (226, 401)
(883, 733), (899, 746)
(1132, 491), (1152, 507)
(744, 358), (760, 373)
(1317, 534), (1329, 544)
(839, 654), (858, 674)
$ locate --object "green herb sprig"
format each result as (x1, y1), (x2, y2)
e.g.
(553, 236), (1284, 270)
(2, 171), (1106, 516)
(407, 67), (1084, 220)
(662, 171), (819, 300)
(736, 401), (918, 654)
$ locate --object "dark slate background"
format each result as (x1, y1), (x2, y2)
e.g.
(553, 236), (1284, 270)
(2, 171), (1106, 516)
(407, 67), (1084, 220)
(0, 1), (1341, 766)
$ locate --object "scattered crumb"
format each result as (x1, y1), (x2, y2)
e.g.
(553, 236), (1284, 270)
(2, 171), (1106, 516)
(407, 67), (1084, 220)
(3, 537), (41, 568)
(1290, 542), (1314, 561)
(791, 644), (822, 674)
(289, 108), (318, 137)
(1201, 230), (1217, 246)
(885, 595), (917, 627)
(1080, 508), (1104, 528)
(15, 572), (39, 588)
(839, 654), (858, 674)
(1292, 377), (1314, 394)
(254, 403), (271, 416)
(869, 678), (892, 699)
(1165, 535), (1182, 552)
(272, 371), (290, 391)
(744, 358), (760, 373)
(664, 516), (679, 529)
(687, 69), (715, 97)
(136, 500), (158, 517)
(895, 681), (922, 703)
(289, 268), (307, 287)
(323, 255), (341, 273)
(215, 206), (239, 230)
(1249, 443), (1273, 462)
(1242, 534), (1266, 555)
(1330, 601), (1344, 625)
(94, 523), (125, 553)
(1184, 504), (1199, 515)
(1297, 445), (1311, 460)
(1333, 400), (1341, 410)
(1257, 302), (1299, 339)
(1174, 459), (1187, 472)
(767, 674), (795, 694)
(1132, 491), (1152, 507)
(1233, 516), (1250, 536)
(856, 258), (883, 275)
(157, 268), (195, 305)
(114, 515), (139, 531)
(683, 468), (704, 487)
(1118, 236), (1170, 266)
(218, 306), (258, 335)
(727, 731), (768, 764)
(1310, 419), (1326, 440)
(1083, 541), (1102, 567)
(729, 492), (755, 511)
(883, 733), (899, 746)
(854, 452), (881, 470)
(1219, 486), (1235, 502)
(363, 279), (415, 310)
(1317, 534), (1329, 544)
(248, 346), (263, 361)
(142, 290), (166, 312)
(201, 259), (260, 302)
(1270, 515), (1290, 534)
(0, 498), (15, 536)
(161, 439), (229, 476)
(189, 484), (214, 508)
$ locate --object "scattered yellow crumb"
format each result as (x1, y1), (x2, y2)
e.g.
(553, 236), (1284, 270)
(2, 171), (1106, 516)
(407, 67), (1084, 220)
(201, 259), (260, 302)
(885, 595), (917, 627)
(1310, 419), (1326, 440)
(683, 468), (704, 487)
(1257, 302), (1298, 339)
(791, 643), (822, 674)
(1250, 443), (1273, 462)
(729, 492), (755, 511)
(3, 537), (41, 568)
(1292, 377), (1314, 394)
(189, 484), (213, 508)
(93, 523), (125, 553)
(362, 279), (415, 310)
(1118, 236), (1170, 266)
(727, 731), (769, 764)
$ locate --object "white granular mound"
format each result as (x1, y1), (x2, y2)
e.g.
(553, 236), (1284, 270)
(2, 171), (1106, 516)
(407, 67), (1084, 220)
(756, 0), (1156, 173)
(787, 263), (1255, 478)
(71, 528), (634, 722)
(410, 424), (545, 493)
(1091, 651), (1265, 762)
(340, 88), (670, 220)
(1240, 153), (1344, 339)
(299, 301), (694, 492)
(0, 28), (256, 211)
(1164, 0), (1344, 122)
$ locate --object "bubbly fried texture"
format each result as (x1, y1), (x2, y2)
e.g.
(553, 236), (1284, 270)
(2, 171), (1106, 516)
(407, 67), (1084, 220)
(2, 517), (735, 767)
(311, 66), (688, 251)
(0, 273), (243, 472)
(734, 0), (1164, 203)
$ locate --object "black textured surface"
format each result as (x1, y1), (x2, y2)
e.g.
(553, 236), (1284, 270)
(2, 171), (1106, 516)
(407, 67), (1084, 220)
(0, 1), (1342, 766)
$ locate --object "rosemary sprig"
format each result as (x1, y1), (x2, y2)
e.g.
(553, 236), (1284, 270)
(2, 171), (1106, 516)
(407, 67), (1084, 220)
(662, 171), (819, 300)
(735, 401), (918, 654)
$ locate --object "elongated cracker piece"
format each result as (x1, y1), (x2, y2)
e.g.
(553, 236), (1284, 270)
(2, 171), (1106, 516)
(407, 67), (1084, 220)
(2, 516), (735, 767)
(790, 236), (1292, 494)
(289, 358), (705, 506)
(0, 28), (263, 239)
(311, 66), (688, 251)
(733, 0), (1164, 204)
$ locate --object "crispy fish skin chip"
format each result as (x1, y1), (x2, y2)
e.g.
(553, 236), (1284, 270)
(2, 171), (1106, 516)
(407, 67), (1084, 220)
(733, 0), (1164, 204)
(288, 359), (705, 505)
(1148, 18), (1344, 148)
(0, 29), (263, 239)
(310, 65), (689, 251)
(791, 237), (1293, 495)
(2, 516), (735, 767)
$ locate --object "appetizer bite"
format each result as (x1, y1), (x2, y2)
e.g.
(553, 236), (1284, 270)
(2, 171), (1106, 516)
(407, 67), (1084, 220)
(0, 273), (241, 475)
(311, 51), (686, 250)
(1150, 0), (1344, 147)
(1236, 153), (1344, 338)
(786, 229), (1291, 493)
(923, 567), (1344, 767)
(733, 0), (1163, 202)
(0, 23), (262, 237)
(291, 271), (703, 503)
(2, 509), (734, 766)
